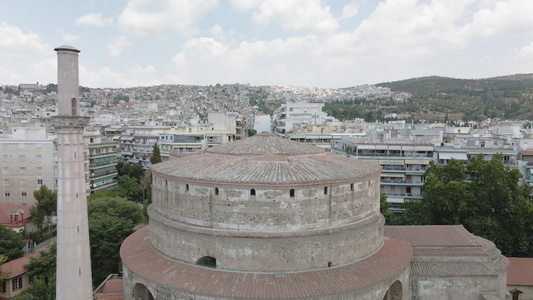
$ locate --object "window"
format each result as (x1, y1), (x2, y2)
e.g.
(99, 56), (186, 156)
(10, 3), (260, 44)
(19, 143), (25, 149)
(324, 186), (328, 195)
(215, 187), (219, 195)
(36, 143), (42, 149)
(37, 167), (42, 175)
(196, 256), (216, 269)
(20, 167), (26, 174)
(2, 167), (8, 174)
(350, 183), (354, 191)
(3, 179), (9, 186)
(290, 189), (295, 197)
(0, 280), (5, 293)
(37, 179), (43, 185)
(2, 155), (8, 161)
(4, 192), (10, 197)
(2, 144), (7, 150)
(186, 184), (189, 192)
(36, 155), (42, 161)
(13, 276), (23, 291)
(21, 192), (27, 197)
(251, 189), (256, 196)
(19, 155), (25, 162)
(20, 179), (26, 187)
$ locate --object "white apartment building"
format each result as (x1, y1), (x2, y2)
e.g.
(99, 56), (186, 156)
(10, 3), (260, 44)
(271, 102), (324, 135)
(0, 125), (54, 206)
(84, 127), (119, 193)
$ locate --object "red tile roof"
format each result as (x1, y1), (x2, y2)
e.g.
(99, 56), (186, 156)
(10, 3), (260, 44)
(385, 225), (481, 247)
(121, 226), (413, 299)
(0, 203), (32, 226)
(93, 275), (124, 300)
(507, 257), (533, 286)
(0, 251), (41, 279)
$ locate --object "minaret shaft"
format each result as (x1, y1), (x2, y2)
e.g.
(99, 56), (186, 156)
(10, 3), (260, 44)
(53, 46), (93, 300)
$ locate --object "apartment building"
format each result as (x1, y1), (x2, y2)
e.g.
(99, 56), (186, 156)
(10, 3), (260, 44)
(84, 127), (119, 193)
(271, 102), (324, 135)
(119, 126), (169, 169)
(332, 139), (434, 214)
(0, 125), (54, 206)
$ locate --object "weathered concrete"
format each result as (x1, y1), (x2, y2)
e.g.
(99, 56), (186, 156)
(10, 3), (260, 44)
(53, 45), (93, 300)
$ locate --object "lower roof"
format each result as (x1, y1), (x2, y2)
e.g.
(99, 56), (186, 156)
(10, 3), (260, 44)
(121, 226), (412, 299)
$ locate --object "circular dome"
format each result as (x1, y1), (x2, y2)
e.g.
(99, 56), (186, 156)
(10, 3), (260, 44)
(152, 132), (381, 186)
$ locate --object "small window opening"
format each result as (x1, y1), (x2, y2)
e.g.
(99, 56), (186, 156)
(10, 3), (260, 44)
(74, 152), (76, 158)
(186, 184), (189, 192)
(324, 186), (328, 195)
(215, 187), (219, 195)
(290, 189), (295, 197)
(196, 256), (216, 269)
(328, 262), (332, 267)
(350, 183), (354, 191)
(251, 189), (256, 196)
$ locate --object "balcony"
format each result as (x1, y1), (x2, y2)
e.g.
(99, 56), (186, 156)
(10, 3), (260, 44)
(88, 141), (119, 148)
(380, 179), (424, 186)
(89, 151), (117, 158)
(91, 179), (118, 191)
(89, 170), (118, 179)
(382, 166), (427, 172)
(89, 160), (117, 169)
(384, 192), (423, 199)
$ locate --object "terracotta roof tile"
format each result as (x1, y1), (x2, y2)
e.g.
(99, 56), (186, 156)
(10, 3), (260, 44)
(121, 227), (413, 299)
(507, 257), (533, 286)
(384, 225), (481, 247)
(0, 251), (42, 279)
(0, 203), (32, 225)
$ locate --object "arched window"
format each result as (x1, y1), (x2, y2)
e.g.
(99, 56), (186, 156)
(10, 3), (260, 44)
(215, 187), (219, 195)
(251, 189), (256, 196)
(196, 256), (216, 269)
(290, 189), (295, 197)
(71, 98), (78, 115)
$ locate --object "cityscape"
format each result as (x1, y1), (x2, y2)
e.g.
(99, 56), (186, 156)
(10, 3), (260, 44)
(1, 0), (533, 299)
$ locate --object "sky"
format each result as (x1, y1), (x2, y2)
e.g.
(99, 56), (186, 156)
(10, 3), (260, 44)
(1, 0), (533, 89)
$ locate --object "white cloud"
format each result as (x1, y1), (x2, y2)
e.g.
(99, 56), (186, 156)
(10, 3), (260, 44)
(107, 36), (132, 57)
(210, 24), (224, 36)
(229, 0), (264, 11)
(63, 33), (79, 43)
(341, 4), (359, 19)
(75, 13), (113, 27)
(80, 64), (161, 88)
(251, 0), (339, 33)
(117, 0), (218, 38)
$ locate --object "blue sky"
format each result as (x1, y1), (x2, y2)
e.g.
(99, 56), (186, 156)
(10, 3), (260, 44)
(1, 0), (533, 88)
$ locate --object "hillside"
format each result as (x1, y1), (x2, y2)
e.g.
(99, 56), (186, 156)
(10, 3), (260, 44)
(376, 74), (533, 122)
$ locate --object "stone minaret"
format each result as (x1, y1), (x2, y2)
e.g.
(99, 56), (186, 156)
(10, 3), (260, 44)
(53, 45), (93, 299)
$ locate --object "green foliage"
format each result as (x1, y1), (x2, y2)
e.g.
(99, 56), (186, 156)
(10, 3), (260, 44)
(112, 94), (129, 104)
(88, 197), (142, 284)
(128, 163), (144, 180)
(0, 255), (10, 281)
(0, 225), (25, 261)
(380, 193), (395, 225)
(31, 185), (57, 230)
(248, 129), (257, 137)
(150, 143), (163, 165)
(25, 243), (56, 280)
(400, 154), (533, 257)
(14, 276), (55, 300)
(43, 84), (57, 94)
(115, 175), (142, 202)
(4, 86), (18, 95)
(378, 75), (533, 121)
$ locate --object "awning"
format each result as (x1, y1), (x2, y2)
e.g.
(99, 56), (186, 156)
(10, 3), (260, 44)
(439, 152), (467, 160)
(414, 146), (434, 151)
(405, 159), (431, 165)
(357, 144), (375, 150)
(388, 145), (402, 150)
(375, 145), (389, 150)
(379, 159), (405, 165)
(381, 173), (405, 178)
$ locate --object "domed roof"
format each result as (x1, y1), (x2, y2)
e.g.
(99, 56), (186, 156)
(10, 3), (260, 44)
(152, 133), (381, 185)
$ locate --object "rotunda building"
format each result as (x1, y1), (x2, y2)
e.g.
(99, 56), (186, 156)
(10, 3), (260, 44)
(121, 132), (412, 299)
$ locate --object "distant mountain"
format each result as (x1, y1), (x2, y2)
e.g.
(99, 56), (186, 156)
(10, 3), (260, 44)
(375, 74), (533, 122)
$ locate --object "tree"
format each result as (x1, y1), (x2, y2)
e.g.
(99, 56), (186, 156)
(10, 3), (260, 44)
(0, 255), (10, 282)
(88, 197), (142, 284)
(128, 163), (144, 180)
(0, 225), (25, 261)
(30, 185), (57, 232)
(150, 143), (162, 165)
(400, 154), (533, 257)
(24, 243), (56, 280)
(115, 175), (142, 202)
(380, 193), (395, 225)
(15, 276), (55, 300)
